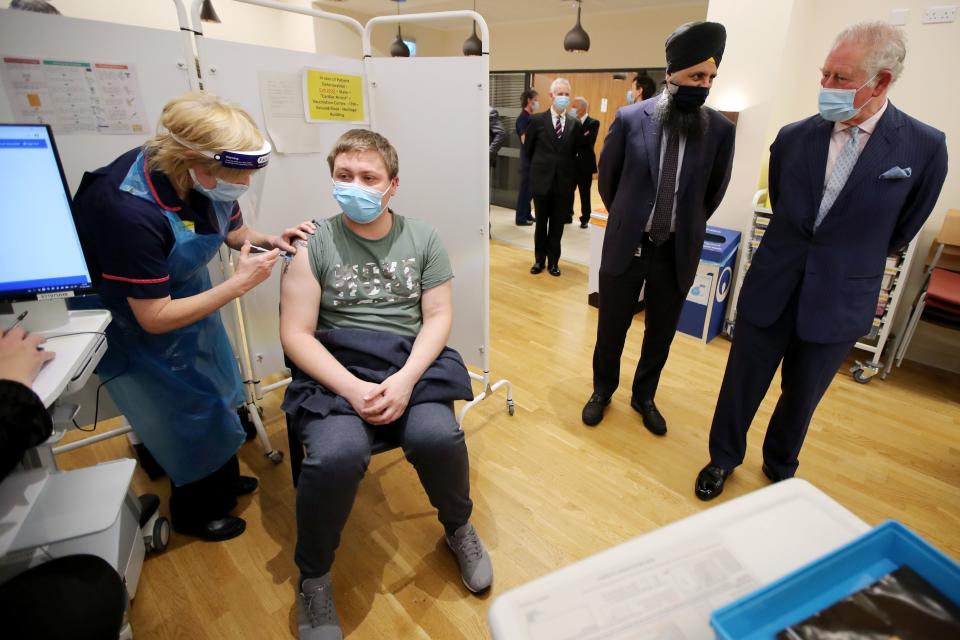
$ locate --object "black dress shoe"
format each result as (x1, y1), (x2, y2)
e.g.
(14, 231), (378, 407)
(235, 475), (259, 496)
(762, 463), (787, 483)
(579, 222), (589, 229)
(630, 397), (667, 435)
(548, 264), (561, 276)
(581, 393), (611, 427)
(515, 220), (533, 226)
(695, 464), (734, 501)
(530, 262), (545, 274)
(174, 516), (247, 541)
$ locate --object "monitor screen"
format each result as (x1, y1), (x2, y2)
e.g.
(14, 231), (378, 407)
(0, 124), (92, 302)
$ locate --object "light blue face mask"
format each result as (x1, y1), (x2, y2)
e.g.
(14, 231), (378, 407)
(532, 100), (540, 111)
(553, 95), (570, 111)
(569, 107), (579, 118)
(189, 168), (249, 202)
(332, 181), (389, 224)
(626, 90), (636, 104)
(818, 74), (877, 122)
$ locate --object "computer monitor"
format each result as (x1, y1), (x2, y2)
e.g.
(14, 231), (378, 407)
(0, 124), (93, 330)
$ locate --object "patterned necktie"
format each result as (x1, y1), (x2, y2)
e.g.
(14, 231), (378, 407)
(555, 113), (563, 139)
(815, 126), (860, 231)
(649, 131), (679, 245)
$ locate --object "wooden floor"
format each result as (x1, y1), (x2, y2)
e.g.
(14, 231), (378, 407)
(58, 241), (960, 639)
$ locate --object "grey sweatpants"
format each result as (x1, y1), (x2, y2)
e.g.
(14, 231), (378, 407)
(295, 401), (473, 578)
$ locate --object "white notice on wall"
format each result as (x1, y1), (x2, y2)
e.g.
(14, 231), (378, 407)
(258, 70), (326, 154)
(1, 56), (148, 135)
(600, 97), (608, 113)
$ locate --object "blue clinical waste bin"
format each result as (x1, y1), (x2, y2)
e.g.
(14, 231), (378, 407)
(677, 226), (740, 343)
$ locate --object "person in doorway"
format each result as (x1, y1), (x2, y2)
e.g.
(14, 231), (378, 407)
(280, 129), (493, 640)
(71, 92), (314, 541)
(524, 77), (583, 276)
(582, 22), (735, 433)
(571, 96), (600, 228)
(515, 89), (539, 225)
(695, 21), (948, 500)
(627, 71), (657, 105)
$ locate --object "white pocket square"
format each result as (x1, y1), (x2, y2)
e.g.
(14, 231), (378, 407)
(880, 166), (912, 179)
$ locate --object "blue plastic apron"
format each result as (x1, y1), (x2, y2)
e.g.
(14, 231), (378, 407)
(81, 152), (245, 486)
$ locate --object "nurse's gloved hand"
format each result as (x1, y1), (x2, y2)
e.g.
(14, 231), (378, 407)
(273, 221), (316, 253)
(233, 241), (280, 294)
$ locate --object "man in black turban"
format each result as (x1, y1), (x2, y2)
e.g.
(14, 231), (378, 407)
(581, 22), (736, 437)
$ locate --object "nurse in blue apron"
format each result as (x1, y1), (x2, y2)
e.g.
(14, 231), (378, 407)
(72, 93), (313, 541)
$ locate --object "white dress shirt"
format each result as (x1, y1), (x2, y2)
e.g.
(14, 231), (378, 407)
(824, 99), (888, 183)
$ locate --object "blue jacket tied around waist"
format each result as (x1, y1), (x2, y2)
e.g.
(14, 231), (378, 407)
(281, 329), (474, 420)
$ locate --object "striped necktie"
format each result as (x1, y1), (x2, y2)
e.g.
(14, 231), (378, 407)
(554, 113), (563, 139)
(815, 126), (860, 231)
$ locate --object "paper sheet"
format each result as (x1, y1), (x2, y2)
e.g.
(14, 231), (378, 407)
(257, 70), (326, 154)
(513, 542), (760, 640)
(2, 56), (148, 134)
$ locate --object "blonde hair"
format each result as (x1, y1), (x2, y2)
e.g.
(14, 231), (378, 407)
(144, 92), (265, 194)
(326, 129), (399, 179)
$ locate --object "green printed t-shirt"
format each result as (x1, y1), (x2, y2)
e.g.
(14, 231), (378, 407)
(307, 213), (453, 337)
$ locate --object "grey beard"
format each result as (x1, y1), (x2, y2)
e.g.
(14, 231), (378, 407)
(653, 89), (709, 139)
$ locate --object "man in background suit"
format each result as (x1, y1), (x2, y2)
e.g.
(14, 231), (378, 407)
(524, 77), (583, 277)
(515, 89), (539, 225)
(582, 22), (735, 433)
(696, 21), (948, 500)
(571, 96), (600, 228)
(628, 71), (657, 106)
(489, 107), (506, 168)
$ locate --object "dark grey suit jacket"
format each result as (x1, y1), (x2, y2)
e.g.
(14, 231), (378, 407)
(598, 98), (736, 289)
(738, 103), (948, 343)
(523, 109), (583, 197)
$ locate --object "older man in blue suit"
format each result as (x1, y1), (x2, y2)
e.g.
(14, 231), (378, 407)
(582, 22), (736, 432)
(696, 21), (949, 500)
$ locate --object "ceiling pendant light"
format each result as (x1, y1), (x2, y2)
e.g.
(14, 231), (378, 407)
(200, 0), (221, 24)
(463, 1), (482, 56)
(564, 0), (590, 53)
(390, 0), (410, 58)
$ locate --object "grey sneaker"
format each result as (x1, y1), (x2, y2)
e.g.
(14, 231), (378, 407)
(297, 573), (342, 640)
(445, 523), (493, 593)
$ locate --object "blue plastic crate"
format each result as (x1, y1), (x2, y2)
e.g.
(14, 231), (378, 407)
(711, 520), (960, 639)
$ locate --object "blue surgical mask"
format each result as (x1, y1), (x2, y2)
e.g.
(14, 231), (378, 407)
(189, 168), (248, 202)
(569, 107), (579, 119)
(532, 100), (540, 111)
(553, 95), (570, 111)
(818, 74), (877, 122)
(332, 181), (390, 224)
(626, 90), (636, 104)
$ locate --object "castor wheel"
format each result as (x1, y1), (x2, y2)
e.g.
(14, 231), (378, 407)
(267, 449), (284, 464)
(147, 517), (170, 552)
(507, 400), (515, 416)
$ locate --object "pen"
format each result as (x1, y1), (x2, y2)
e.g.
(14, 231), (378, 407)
(2, 310), (28, 337)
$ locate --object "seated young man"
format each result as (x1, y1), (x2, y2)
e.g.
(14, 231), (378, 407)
(279, 129), (493, 640)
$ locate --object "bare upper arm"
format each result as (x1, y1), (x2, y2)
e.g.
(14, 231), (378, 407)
(279, 247), (322, 350)
(127, 296), (173, 334)
(420, 280), (452, 323)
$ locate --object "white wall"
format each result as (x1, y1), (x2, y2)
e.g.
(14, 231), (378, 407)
(707, 0), (959, 372)
(2, 0), (318, 52)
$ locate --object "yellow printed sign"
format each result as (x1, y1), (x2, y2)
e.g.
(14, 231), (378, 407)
(303, 69), (365, 122)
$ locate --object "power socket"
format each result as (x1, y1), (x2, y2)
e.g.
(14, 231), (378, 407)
(922, 5), (957, 23)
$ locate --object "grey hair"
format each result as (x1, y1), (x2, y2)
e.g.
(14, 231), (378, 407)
(550, 77), (572, 94)
(833, 21), (906, 83)
(573, 96), (589, 109)
(10, 0), (61, 13)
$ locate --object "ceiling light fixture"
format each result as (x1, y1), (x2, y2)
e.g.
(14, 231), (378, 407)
(201, 0), (221, 24)
(463, 0), (483, 56)
(390, 0), (411, 58)
(563, 0), (590, 53)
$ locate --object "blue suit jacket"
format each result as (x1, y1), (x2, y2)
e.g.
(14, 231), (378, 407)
(598, 98), (736, 289)
(738, 103), (948, 344)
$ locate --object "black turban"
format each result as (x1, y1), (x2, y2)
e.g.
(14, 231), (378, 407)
(665, 21), (726, 74)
